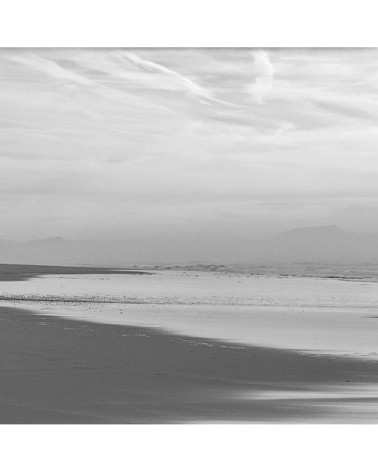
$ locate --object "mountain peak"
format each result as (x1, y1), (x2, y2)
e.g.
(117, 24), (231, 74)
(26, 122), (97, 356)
(44, 237), (68, 242)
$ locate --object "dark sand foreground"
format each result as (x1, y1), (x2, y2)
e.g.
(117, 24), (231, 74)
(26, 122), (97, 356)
(1, 305), (378, 423)
(0, 263), (151, 282)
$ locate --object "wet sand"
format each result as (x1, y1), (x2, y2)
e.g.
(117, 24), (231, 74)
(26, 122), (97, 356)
(1, 305), (378, 423)
(0, 263), (151, 282)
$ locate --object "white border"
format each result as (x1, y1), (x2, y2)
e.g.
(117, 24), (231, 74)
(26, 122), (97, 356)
(0, 0), (378, 47)
(1, 425), (378, 471)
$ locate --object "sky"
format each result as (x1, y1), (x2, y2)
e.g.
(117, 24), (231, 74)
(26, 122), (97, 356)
(1, 48), (378, 243)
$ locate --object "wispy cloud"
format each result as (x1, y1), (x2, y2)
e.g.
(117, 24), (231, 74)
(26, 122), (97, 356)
(7, 53), (93, 85)
(123, 51), (241, 108)
(247, 50), (275, 104)
(5, 52), (173, 117)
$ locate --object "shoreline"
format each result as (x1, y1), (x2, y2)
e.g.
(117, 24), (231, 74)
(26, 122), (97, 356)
(0, 263), (152, 282)
(1, 306), (378, 423)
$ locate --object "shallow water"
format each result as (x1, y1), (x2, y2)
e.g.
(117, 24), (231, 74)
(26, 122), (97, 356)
(1, 270), (377, 359)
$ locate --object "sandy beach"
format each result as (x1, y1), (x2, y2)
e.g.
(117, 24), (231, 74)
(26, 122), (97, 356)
(1, 265), (378, 423)
(0, 305), (378, 423)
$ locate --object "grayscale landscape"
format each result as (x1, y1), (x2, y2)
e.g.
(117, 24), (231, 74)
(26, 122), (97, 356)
(0, 48), (377, 423)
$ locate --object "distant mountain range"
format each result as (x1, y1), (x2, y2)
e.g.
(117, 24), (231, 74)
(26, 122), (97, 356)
(0, 226), (377, 266)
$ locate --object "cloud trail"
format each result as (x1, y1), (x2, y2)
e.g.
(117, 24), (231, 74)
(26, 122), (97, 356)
(7, 53), (93, 85)
(124, 51), (241, 108)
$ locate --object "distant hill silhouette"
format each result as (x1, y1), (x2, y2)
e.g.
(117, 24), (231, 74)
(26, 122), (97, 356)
(0, 226), (377, 266)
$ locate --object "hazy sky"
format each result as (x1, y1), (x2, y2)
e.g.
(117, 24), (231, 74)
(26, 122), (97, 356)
(1, 48), (378, 242)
